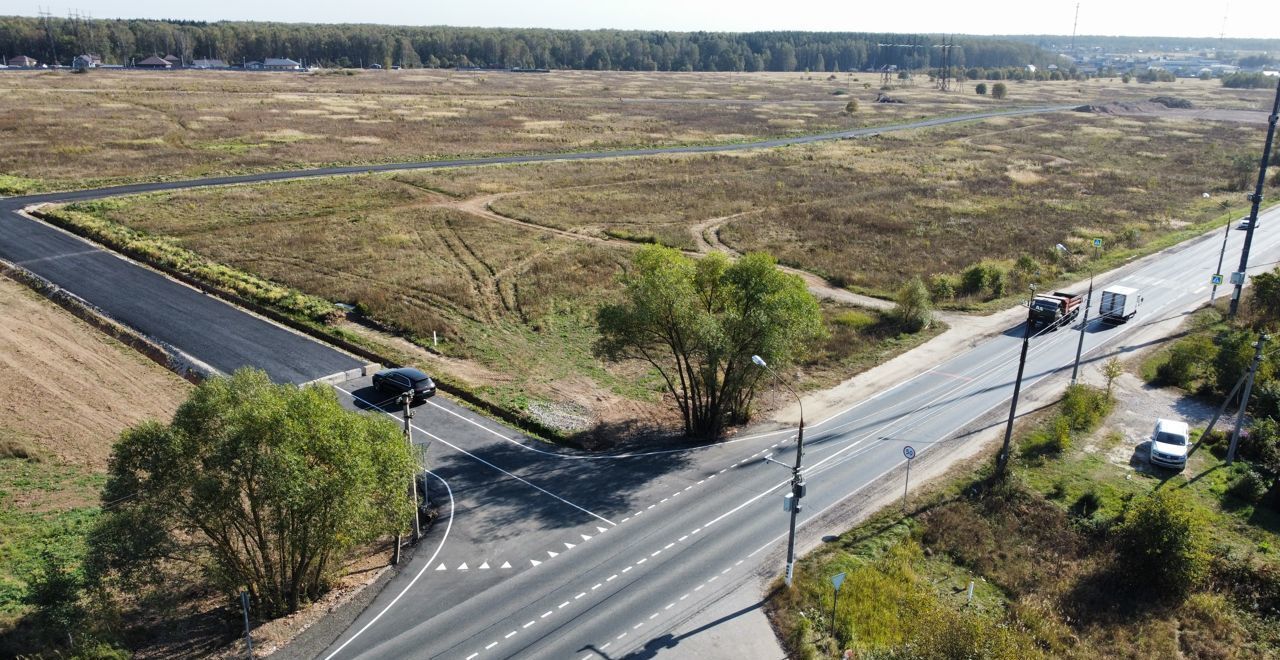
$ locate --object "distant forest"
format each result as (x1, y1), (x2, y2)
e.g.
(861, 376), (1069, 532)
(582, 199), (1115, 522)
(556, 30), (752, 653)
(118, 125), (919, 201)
(0, 16), (1062, 71)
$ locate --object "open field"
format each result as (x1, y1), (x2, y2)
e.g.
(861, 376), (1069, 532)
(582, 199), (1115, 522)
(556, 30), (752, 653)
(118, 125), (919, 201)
(52, 103), (1274, 435)
(0, 276), (190, 629)
(405, 109), (1273, 296)
(1, 69), (1269, 191)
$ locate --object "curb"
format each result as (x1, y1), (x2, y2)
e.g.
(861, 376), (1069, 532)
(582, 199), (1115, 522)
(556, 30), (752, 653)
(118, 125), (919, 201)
(0, 258), (218, 383)
(305, 363), (382, 387)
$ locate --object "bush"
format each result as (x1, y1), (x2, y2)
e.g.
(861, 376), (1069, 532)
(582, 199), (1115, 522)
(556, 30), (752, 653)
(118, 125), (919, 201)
(960, 262), (1007, 299)
(1113, 489), (1210, 601)
(893, 276), (932, 332)
(991, 82), (1008, 99)
(1060, 384), (1112, 432)
(929, 274), (958, 301)
(1155, 334), (1216, 389)
(1226, 466), (1269, 504)
(844, 99), (858, 113)
(1222, 71), (1277, 89)
(975, 82), (988, 95)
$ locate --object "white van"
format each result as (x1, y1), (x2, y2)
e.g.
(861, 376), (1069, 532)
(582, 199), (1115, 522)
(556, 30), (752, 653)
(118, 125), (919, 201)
(1149, 419), (1190, 470)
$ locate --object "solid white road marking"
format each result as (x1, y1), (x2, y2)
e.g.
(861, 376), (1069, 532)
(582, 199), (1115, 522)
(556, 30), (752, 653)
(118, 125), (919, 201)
(649, 612), (659, 620)
(505, 630), (517, 639)
(485, 642), (497, 650)
(541, 611), (552, 618)
(623, 566), (632, 573)
(607, 574), (618, 582)
(466, 654), (478, 660)
(679, 535), (688, 542)
(523, 621), (535, 629)
(592, 583), (602, 590)
(637, 557), (647, 565)
(574, 592), (586, 600)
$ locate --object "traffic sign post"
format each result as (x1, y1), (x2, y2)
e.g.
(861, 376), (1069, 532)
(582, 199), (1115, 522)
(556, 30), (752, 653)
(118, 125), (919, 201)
(1092, 237), (1103, 248)
(902, 446), (916, 510)
(1212, 274), (1224, 286)
(830, 572), (846, 639)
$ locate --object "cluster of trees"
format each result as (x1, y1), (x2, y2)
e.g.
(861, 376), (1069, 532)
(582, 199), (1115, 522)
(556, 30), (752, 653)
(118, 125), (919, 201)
(0, 16), (1057, 71)
(18, 369), (417, 652)
(1222, 71), (1280, 89)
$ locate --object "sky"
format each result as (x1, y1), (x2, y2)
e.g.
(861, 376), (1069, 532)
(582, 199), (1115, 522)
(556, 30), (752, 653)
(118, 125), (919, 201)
(17, 1), (1280, 40)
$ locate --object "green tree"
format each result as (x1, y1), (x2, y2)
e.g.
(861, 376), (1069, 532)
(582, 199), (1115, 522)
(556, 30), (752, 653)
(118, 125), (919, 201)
(1249, 268), (1280, 326)
(991, 82), (1008, 99)
(1213, 329), (1272, 396)
(1102, 357), (1124, 393)
(596, 246), (824, 437)
(1113, 489), (1209, 601)
(894, 276), (932, 332)
(975, 82), (988, 95)
(86, 369), (416, 618)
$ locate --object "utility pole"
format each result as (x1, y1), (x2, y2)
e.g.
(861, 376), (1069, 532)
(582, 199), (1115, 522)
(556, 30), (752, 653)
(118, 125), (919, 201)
(998, 285), (1037, 477)
(1060, 241), (1100, 385)
(402, 393), (422, 542)
(1229, 75), (1280, 317)
(1228, 334), (1268, 465)
(753, 355), (806, 588)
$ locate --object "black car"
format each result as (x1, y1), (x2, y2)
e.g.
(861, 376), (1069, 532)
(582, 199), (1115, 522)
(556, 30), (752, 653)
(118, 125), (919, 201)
(372, 367), (437, 403)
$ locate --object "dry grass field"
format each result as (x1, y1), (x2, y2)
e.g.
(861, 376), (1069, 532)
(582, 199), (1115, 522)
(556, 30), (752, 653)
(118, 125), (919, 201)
(55, 102), (1273, 436)
(3, 68), (1263, 192)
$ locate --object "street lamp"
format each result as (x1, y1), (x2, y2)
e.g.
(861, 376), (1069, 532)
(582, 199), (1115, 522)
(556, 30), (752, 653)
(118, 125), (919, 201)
(751, 354), (806, 588)
(1056, 241), (1099, 385)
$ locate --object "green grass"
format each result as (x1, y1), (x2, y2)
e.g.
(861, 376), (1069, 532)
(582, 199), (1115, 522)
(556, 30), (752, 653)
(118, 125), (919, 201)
(0, 457), (102, 627)
(773, 384), (1280, 658)
(0, 175), (40, 196)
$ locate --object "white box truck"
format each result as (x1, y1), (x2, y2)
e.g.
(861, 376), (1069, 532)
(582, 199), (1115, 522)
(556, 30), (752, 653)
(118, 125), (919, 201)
(1099, 285), (1140, 323)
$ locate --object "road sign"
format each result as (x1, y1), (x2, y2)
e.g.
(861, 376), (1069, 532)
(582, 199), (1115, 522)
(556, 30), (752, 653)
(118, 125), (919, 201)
(831, 572), (846, 590)
(1212, 274), (1224, 286)
(903, 445), (916, 460)
(1092, 238), (1103, 248)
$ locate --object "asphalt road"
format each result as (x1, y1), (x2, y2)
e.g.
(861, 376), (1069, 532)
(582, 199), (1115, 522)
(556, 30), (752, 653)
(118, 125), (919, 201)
(314, 209), (1280, 659)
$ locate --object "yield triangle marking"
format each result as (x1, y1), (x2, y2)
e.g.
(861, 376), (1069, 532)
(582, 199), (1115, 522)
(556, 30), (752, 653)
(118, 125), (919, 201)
(564, 542), (576, 549)
(458, 562), (469, 570)
(501, 561), (512, 569)
(435, 564), (447, 571)
(479, 562), (490, 570)
(547, 550), (559, 558)
(581, 534), (593, 541)
(597, 526), (609, 533)
(531, 559), (542, 567)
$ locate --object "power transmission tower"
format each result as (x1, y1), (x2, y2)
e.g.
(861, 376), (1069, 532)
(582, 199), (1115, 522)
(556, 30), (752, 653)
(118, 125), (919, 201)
(934, 36), (955, 91)
(1070, 3), (1080, 53)
(38, 7), (58, 66)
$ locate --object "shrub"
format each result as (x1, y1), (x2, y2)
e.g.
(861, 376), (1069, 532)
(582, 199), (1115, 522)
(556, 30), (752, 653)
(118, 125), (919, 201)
(991, 82), (1008, 99)
(960, 262), (1006, 299)
(1113, 489), (1210, 601)
(1222, 71), (1276, 89)
(1061, 384), (1112, 432)
(975, 82), (988, 95)
(1226, 465), (1269, 504)
(893, 276), (932, 332)
(1156, 334), (1216, 389)
(929, 274), (958, 301)
(844, 99), (858, 113)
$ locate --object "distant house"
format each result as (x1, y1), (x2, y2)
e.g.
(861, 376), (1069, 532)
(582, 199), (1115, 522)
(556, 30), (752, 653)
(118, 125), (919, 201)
(136, 55), (173, 69)
(163, 54), (182, 67)
(262, 58), (303, 71)
(7, 55), (37, 68)
(244, 61), (264, 70)
(190, 59), (228, 69)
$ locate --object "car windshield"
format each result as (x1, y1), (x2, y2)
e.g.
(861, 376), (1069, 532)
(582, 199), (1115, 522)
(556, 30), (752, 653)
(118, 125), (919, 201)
(1032, 299), (1058, 311)
(1155, 431), (1187, 446)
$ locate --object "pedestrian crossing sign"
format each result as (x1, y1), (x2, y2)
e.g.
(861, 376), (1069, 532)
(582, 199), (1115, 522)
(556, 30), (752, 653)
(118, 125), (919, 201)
(1212, 274), (1223, 286)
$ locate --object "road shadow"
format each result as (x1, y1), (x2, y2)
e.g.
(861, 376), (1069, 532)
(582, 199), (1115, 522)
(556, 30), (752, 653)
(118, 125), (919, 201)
(621, 597), (770, 659)
(427, 435), (698, 539)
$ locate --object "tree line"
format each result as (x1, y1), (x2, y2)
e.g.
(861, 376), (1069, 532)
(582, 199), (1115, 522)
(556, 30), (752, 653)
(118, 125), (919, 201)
(0, 16), (1059, 71)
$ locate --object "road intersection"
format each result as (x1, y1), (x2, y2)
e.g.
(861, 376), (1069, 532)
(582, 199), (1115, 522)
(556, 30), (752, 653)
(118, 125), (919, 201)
(1, 103), (1273, 658)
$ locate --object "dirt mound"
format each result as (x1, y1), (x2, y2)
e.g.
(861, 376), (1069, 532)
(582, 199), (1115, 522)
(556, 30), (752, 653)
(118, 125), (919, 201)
(1149, 95), (1193, 109)
(1074, 101), (1163, 114)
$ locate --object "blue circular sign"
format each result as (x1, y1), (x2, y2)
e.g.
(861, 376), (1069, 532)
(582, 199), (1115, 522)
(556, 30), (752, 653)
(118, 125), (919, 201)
(903, 446), (916, 460)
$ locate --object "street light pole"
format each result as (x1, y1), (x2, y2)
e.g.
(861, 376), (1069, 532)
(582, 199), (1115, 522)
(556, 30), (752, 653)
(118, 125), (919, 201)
(997, 285), (1036, 477)
(1067, 242), (1099, 385)
(401, 393), (421, 543)
(752, 354), (805, 588)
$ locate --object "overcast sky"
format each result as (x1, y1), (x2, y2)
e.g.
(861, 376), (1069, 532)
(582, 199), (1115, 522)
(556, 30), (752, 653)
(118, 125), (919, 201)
(16, 1), (1280, 40)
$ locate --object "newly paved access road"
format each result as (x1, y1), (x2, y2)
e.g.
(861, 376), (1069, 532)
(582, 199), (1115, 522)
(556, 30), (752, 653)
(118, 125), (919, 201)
(317, 209), (1280, 659)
